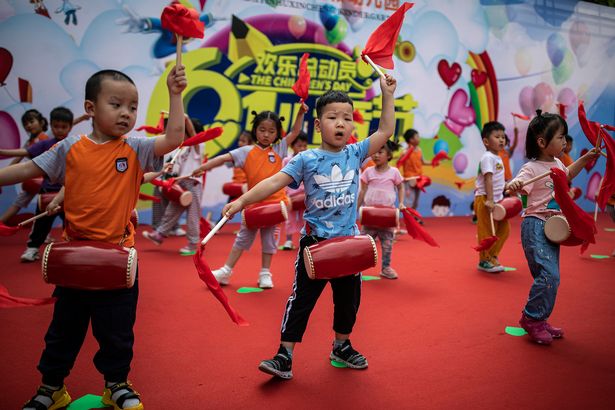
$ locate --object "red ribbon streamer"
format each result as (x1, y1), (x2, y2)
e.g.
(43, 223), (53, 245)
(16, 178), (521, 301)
(401, 208), (439, 247)
(291, 53), (310, 102)
(181, 127), (223, 147)
(353, 109), (365, 124)
(0, 222), (20, 236)
(473, 236), (497, 252)
(0, 284), (56, 308)
(161, 3), (205, 39)
(431, 151), (450, 167)
(138, 193), (161, 203)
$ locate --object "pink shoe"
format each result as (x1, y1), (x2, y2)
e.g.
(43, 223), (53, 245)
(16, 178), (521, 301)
(544, 322), (564, 338)
(519, 314), (553, 345)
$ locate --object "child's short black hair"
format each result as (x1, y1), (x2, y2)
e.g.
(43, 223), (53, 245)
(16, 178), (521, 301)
(250, 110), (284, 143)
(381, 140), (399, 160)
(85, 69), (135, 102)
(481, 121), (505, 140)
(315, 90), (353, 118)
(291, 131), (308, 146)
(49, 107), (74, 124)
(525, 110), (568, 160)
(21, 109), (48, 132)
(432, 195), (451, 207)
(565, 135), (573, 144)
(403, 129), (418, 144)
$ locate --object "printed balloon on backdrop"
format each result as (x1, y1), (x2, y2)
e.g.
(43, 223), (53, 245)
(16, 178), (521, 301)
(433, 139), (449, 155)
(341, 0), (364, 31)
(288, 15), (306, 39)
(514, 48), (531, 75)
(0, 47), (13, 86)
(453, 151), (468, 174)
(552, 49), (574, 85)
(325, 17), (347, 45)
(546, 33), (566, 67)
(570, 20), (591, 64)
(0, 112), (20, 158)
(533, 82), (554, 112)
(519, 86), (535, 116)
(585, 172), (602, 201)
(557, 87), (577, 112)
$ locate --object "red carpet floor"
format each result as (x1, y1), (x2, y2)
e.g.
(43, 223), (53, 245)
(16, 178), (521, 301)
(1, 215), (614, 409)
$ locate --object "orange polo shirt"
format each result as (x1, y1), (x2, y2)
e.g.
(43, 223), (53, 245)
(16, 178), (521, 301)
(400, 147), (423, 178)
(560, 152), (573, 167)
(498, 150), (512, 181)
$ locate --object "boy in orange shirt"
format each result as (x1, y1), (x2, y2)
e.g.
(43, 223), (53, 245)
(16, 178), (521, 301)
(399, 128), (428, 210)
(0, 65), (187, 410)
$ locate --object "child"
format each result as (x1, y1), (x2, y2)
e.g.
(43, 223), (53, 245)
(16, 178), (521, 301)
(474, 121), (510, 273)
(0, 109), (49, 224)
(357, 140), (404, 279)
(192, 104), (308, 288)
(506, 110), (599, 345)
(231, 130), (252, 185)
(0, 107), (75, 262)
(560, 135), (574, 166)
(499, 127), (519, 182)
(399, 128), (428, 210)
(281, 131), (308, 250)
(142, 117), (205, 255)
(0, 66), (186, 410)
(220, 74), (397, 379)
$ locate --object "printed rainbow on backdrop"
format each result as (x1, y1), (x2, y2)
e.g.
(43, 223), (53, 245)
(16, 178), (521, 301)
(467, 51), (498, 129)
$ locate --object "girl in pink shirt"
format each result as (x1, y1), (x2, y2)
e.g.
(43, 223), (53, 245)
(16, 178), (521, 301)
(357, 141), (404, 279)
(507, 110), (599, 345)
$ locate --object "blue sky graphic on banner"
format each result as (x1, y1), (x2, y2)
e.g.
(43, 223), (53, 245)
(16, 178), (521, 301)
(0, 0), (613, 220)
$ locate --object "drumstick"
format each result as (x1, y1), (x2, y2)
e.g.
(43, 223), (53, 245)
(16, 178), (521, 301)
(201, 215), (229, 246)
(173, 174), (194, 182)
(404, 176), (420, 181)
(17, 210), (58, 227)
(594, 177), (604, 222)
(169, 147), (184, 165)
(489, 211), (496, 237)
(505, 170), (551, 194)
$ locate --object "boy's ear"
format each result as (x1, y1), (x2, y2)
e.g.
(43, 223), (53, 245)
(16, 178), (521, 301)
(314, 118), (321, 134)
(84, 100), (95, 116)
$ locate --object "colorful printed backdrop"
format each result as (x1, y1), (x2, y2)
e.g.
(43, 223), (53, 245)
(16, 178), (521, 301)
(0, 0), (613, 219)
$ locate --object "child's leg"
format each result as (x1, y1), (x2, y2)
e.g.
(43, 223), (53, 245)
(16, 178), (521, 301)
(379, 229), (395, 269)
(520, 217), (560, 320)
(474, 195), (492, 262)
(26, 204), (58, 250)
(156, 202), (185, 236)
(151, 186), (163, 230)
(183, 181), (202, 246)
(489, 219), (511, 264)
(225, 225), (257, 267)
(330, 273), (362, 335)
(402, 181), (412, 208)
(411, 187), (421, 209)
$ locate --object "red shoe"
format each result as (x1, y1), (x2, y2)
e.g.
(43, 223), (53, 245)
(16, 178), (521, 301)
(519, 314), (553, 345)
(544, 322), (564, 338)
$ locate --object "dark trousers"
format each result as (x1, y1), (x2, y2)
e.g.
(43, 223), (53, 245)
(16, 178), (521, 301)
(27, 195), (64, 249)
(280, 235), (362, 343)
(38, 273), (139, 386)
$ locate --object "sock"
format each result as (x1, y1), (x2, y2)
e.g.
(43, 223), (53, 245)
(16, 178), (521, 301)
(281, 345), (293, 359)
(221, 264), (232, 273)
(260, 268), (270, 274)
(24, 384), (60, 410)
(334, 339), (345, 348)
(106, 381), (140, 409)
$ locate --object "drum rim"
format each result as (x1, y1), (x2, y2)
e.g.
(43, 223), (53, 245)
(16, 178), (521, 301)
(492, 203), (506, 221)
(304, 246), (315, 279)
(126, 247), (137, 288)
(280, 200), (288, 221)
(365, 234), (378, 269)
(544, 215), (571, 243)
(41, 242), (54, 283)
(179, 191), (193, 207)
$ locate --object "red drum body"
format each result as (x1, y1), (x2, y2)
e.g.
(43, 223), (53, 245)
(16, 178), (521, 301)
(42, 241), (137, 290)
(303, 235), (378, 280)
(544, 215), (583, 246)
(22, 177), (43, 194)
(130, 209), (139, 229)
(162, 184), (192, 206)
(38, 193), (58, 211)
(492, 197), (523, 221)
(289, 193), (306, 211)
(222, 182), (246, 198)
(359, 206), (399, 228)
(242, 201), (288, 229)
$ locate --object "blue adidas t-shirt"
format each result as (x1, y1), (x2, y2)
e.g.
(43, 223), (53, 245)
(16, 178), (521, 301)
(281, 138), (370, 238)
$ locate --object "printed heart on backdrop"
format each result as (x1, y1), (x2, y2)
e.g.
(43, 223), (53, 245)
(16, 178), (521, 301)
(471, 69), (488, 87)
(444, 89), (476, 136)
(580, 148), (597, 171)
(437, 59), (461, 88)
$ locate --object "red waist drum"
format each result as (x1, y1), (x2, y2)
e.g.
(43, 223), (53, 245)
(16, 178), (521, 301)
(22, 177), (43, 195)
(162, 184), (193, 207)
(303, 235), (378, 280)
(130, 209), (139, 229)
(42, 241), (137, 290)
(359, 206), (399, 228)
(242, 201), (288, 229)
(492, 197), (523, 221)
(569, 187), (582, 201)
(544, 215), (583, 246)
(222, 182), (247, 198)
(38, 193), (58, 211)
(289, 193), (306, 211)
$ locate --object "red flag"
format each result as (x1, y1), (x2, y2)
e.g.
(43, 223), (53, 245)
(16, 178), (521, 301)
(0, 284), (56, 308)
(597, 128), (615, 210)
(138, 193), (161, 203)
(401, 208), (439, 247)
(0, 222), (19, 236)
(557, 103), (567, 119)
(551, 167), (596, 252)
(361, 2), (414, 70)
(136, 112), (165, 135)
(416, 175), (431, 192)
(511, 112), (530, 120)
(200, 217), (213, 238)
(473, 236), (497, 252)
(396, 146), (414, 167)
(291, 53), (310, 102)
(431, 151), (450, 167)
(182, 127), (223, 147)
(603, 124), (615, 132)
(161, 3), (205, 39)
(353, 109), (365, 124)
(193, 247), (248, 326)
(578, 101), (600, 146)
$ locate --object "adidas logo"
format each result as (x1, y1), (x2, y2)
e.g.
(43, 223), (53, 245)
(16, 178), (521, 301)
(313, 165), (354, 193)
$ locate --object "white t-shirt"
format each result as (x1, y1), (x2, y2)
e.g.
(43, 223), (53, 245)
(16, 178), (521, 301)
(475, 151), (505, 202)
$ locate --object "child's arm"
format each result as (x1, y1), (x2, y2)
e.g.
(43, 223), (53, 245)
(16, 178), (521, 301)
(283, 102), (308, 147)
(357, 183), (367, 209)
(46, 187), (64, 215)
(143, 163), (173, 183)
(567, 147), (600, 180)
(484, 172), (495, 211)
(367, 74), (397, 156)
(154, 65), (187, 156)
(0, 148), (29, 158)
(509, 127), (519, 155)
(0, 161), (45, 186)
(73, 113), (90, 125)
(192, 153), (233, 177)
(397, 182), (405, 209)
(222, 172), (293, 217)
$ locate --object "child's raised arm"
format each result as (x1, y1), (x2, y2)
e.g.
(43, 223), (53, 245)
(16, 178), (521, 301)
(192, 153), (233, 177)
(368, 73), (397, 156)
(0, 148), (29, 158)
(567, 147), (600, 180)
(154, 64), (187, 156)
(222, 172), (293, 217)
(0, 161), (45, 186)
(284, 102), (308, 147)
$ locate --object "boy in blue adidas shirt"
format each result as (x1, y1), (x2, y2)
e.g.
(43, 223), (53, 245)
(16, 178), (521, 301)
(222, 74), (397, 379)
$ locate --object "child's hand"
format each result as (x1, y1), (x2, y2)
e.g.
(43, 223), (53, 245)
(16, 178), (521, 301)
(192, 167), (205, 177)
(222, 198), (245, 218)
(584, 147), (601, 160)
(380, 73), (396, 95)
(506, 179), (523, 193)
(299, 102), (309, 114)
(163, 163), (174, 173)
(46, 201), (62, 215)
(484, 199), (495, 211)
(398, 203), (406, 210)
(167, 64), (187, 95)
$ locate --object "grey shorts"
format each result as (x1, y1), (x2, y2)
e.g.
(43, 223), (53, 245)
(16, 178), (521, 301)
(233, 224), (278, 254)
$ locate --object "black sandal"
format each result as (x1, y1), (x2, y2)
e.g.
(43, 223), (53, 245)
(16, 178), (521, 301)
(102, 382), (143, 410)
(23, 385), (71, 410)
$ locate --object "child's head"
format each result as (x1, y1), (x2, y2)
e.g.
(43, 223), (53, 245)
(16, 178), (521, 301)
(371, 140), (398, 165)
(49, 106), (74, 140)
(314, 90), (354, 150)
(481, 121), (506, 154)
(403, 129), (420, 146)
(432, 195), (451, 217)
(291, 131), (309, 154)
(564, 135), (573, 153)
(84, 69), (138, 138)
(250, 111), (284, 147)
(21, 109), (48, 137)
(238, 130), (253, 147)
(525, 110), (568, 160)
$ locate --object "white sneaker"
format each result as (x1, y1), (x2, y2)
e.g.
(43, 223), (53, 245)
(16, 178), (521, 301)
(213, 266), (232, 285)
(282, 240), (294, 250)
(171, 227), (186, 237)
(258, 271), (274, 289)
(21, 247), (40, 262)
